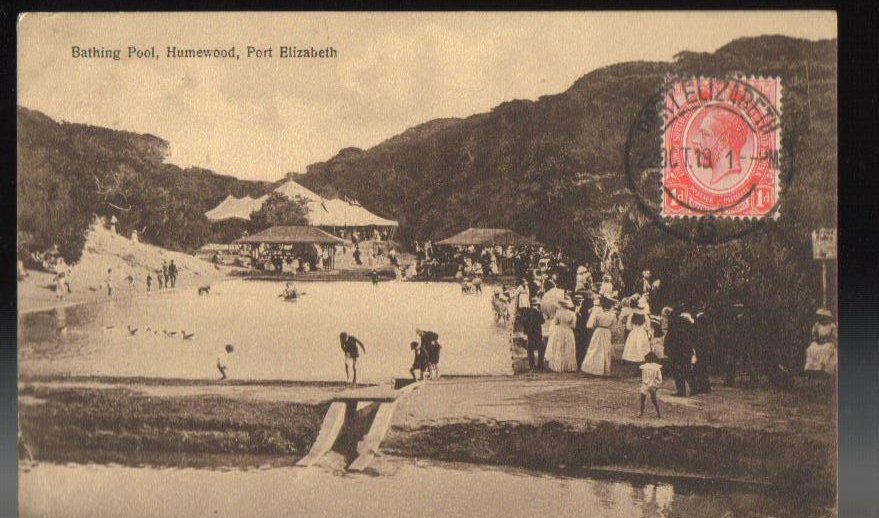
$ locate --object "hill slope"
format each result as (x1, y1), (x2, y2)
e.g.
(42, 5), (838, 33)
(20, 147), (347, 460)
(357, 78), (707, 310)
(17, 107), (272, 261)
(299, 36), (837, 250)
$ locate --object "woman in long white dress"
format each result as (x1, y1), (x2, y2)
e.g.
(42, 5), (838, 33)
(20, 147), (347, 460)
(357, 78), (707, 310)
(622, 309), (653, 364)
(540, 281), (564, 363)
(805, 309), (837, 375)
(581, 297), (617, 376)
(547, 298), (579, 372)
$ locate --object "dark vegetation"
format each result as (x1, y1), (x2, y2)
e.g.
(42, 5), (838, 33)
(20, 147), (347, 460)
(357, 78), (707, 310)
(247, 192), (310, 230)
(17, 108), (272, 261)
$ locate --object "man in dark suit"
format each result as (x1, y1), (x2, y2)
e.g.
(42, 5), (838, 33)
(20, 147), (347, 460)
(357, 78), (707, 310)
(573, 293), (592, 367)
(521, 297), (546, 371)
(691, 304), (714, 394)
(664, 305), (695, 397)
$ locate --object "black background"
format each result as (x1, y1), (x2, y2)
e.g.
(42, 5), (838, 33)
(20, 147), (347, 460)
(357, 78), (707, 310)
(0, 2), (876, 516)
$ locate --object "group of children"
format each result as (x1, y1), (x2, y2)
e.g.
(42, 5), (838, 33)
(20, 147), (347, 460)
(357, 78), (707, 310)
(408, 329), (442, 381)
(145, 260), (178, 292)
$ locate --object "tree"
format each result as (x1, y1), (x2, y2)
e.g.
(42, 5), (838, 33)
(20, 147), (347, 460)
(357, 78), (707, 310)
(589, 219), (626, 281)
(248, 193), (310, 232)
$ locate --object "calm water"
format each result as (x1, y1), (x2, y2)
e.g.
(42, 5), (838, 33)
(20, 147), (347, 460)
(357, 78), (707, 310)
(19, 280), (511, 382)
(19, 458), (815, 518)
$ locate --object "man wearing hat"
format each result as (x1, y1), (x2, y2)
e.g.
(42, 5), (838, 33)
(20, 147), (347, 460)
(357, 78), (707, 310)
(512, 278), (532, 334)
(573, 292), (593, 367)
(521, 296), (546, 371)
(691, 302), (714, 394)
(575, 265), (593, 293)
(664, 304), (695, 397)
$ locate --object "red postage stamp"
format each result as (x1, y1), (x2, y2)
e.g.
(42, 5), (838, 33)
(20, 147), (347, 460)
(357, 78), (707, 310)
(661, 77), (782, 218)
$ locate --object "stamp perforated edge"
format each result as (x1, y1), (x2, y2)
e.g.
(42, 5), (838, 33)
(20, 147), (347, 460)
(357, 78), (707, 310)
(658, 76), (783, 221)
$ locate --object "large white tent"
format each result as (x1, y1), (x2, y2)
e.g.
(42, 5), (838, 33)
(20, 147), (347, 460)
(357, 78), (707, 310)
(205, 180), (398, 227)
(205, 194), (269, 222)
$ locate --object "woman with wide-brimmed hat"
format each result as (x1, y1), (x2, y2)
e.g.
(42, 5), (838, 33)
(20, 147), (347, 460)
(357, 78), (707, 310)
(546, 296), (579, 372)
(804, 308), (837, 376)
(622, 298), (654, 367)
(581, 295), (619, 376)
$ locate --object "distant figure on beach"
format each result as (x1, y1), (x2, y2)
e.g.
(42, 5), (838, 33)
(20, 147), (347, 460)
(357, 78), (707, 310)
(217, 344), (235, 380)
(146, 272), (152, 291)
(339, 332), (366, 384)
(156, 268), (164, 289)
(161, 261), (169, 288)
(638, 352), (663, 418)
(416, 329), (441, 379)
(168, 260), (178, 288)
(56, 258), (71, 293)
(371, 269), (379, 285)
(105, 268), (114, 297)
(53, 272), (65, 300)
(409, 341), (428, 381)
(127, 274), (135, 289)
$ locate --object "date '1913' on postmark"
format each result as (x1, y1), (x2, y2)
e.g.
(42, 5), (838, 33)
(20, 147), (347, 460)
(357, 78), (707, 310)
(661, 77), (782, 219)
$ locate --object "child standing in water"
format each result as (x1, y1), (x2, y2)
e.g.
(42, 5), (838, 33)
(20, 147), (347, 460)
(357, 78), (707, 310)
(638, 352), (663, 418)
(217, 344), (235, 380)
(409, 341), (428, 381)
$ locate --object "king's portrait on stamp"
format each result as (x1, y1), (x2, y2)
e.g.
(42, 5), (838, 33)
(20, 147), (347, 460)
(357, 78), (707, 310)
(661, 77), (782, 219)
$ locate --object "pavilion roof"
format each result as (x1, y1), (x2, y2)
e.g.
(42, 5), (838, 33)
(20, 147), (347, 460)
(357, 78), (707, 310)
(435, 227), (538, 246)
(235, 226), (349, 245)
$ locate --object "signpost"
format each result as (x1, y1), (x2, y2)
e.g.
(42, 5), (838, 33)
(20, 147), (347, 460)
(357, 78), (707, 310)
(811, 228), (837, 308)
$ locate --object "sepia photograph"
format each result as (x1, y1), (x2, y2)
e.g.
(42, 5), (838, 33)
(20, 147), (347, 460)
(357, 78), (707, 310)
(16, 12), (837, 517)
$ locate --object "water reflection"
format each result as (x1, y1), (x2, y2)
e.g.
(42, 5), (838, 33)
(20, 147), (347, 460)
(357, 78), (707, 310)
(19, 458), (815, 518)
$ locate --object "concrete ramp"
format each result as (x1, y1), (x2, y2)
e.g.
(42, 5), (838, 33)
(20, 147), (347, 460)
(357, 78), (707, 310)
(348, 401), (398, 472)
(298, 383), (421, 471)
(296, 401), (347, 467)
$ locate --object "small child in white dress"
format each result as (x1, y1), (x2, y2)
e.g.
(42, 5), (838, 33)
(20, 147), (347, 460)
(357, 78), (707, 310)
(638, 352), (663, 418)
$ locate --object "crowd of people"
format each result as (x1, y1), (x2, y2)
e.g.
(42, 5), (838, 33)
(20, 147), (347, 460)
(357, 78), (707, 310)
(485, 257), (838, 414)
(412, 244), (575, 284)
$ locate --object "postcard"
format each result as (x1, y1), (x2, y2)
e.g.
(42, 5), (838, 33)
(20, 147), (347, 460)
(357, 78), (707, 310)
(17, 12), (837, 517)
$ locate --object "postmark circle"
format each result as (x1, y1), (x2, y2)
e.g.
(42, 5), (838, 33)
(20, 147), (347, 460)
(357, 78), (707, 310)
(622, 76), (789, 245)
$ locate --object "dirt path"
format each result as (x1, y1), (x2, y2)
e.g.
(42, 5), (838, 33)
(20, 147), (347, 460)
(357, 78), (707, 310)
(392, 375), (834, 436)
